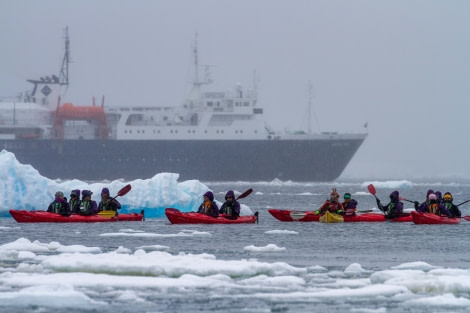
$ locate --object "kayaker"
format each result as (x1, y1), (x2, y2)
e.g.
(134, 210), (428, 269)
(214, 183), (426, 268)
(98, 187), (121, 212)
(78, 190), (98, 216)
(414, 189), (434, 211)
(69, 189), (80, 214)
(47, 191), (71, 217)
(219, 190), (240, 219)
(315, 188), (344, 216)
(417, 193), (451, 217)
(197, 191), (219, 217)
(342, 193), (357, 216)
(376, 190), (403, 219)
(442, 192), (461, 218)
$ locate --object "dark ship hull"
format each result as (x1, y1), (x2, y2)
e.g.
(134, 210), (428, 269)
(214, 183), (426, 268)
(1, 137), (365, 181)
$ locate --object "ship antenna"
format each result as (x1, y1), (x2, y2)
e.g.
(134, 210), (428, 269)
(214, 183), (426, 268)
(193, 33), (199, 85)
(307, 81), (312, 134)
(59, 26), (70, 86)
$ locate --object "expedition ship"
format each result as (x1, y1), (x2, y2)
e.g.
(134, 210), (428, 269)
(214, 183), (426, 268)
(0, 29), (367, 182)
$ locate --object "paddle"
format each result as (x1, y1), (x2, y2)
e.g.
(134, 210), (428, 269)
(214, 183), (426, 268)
(367, 184), (385, 215)
(456, 199), (470, 207)
(236, 188), (252, 201)
(399, 197), (417, 204)
(98, 184), (132, 218)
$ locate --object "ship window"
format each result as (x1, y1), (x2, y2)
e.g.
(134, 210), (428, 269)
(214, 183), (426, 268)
(244, 102), (249, 106)
(205, 130), (207, 134)
(254, 130), (257, 134)
(207, 101), (213, 107)
(163, 116), (168, 121)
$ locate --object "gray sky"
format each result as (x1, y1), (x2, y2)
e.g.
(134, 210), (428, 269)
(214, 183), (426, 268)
(1, 1), (470, 180)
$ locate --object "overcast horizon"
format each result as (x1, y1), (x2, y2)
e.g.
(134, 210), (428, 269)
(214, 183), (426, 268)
(1, 1), (469, 180)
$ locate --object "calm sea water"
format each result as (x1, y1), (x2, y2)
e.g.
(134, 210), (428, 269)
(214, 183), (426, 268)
(1, 180), (470, 312)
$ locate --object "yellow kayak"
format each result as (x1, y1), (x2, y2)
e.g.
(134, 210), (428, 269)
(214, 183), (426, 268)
(319, 211), (344, 223)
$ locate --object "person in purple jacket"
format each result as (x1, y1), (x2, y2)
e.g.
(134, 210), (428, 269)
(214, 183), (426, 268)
(376, 190), (403, 219)
(342, 193), (358, 216)
(197, 191), (219, 217)
(78, 190), (98, 216)
(219, 190), (240, 219)
(69, 189), (81, 214)
(47, 191), (71, 216)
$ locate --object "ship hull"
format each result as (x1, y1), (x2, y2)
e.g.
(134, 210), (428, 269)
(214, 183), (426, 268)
(1, 138), (365, 181)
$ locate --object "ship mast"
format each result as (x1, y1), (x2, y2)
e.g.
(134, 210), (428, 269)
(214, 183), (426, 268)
(59, 26), (70, 86)
(186, 33), (212, 107)
(307, 81), (312, 134)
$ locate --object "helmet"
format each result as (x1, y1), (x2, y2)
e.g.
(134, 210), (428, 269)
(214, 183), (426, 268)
(443, 192), (452, 201)
(343, 193), (351, 200)
(428, 193), (437, 200)
(55, 191), (64, 198)
(101, 188), (110, 195)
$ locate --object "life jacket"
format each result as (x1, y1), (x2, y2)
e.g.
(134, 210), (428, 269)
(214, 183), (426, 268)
(342, 200), (357, 216)
(221, 202), (234, 215)
(99, 199), (118, 211)
(79, 200), (92, 216)
(52, 201), (65, 214)
(69, 199), (79, 212)
(427, 203), (440, 215)
(201, 201), (214, 215)
(326, 201), (342, 213)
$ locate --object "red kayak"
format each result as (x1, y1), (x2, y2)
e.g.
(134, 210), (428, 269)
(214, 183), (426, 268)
(268, 209), (412, 223)
(165, 208), (258, 224)
(411, 211), (461, 225)
(9, 210), (144, 223)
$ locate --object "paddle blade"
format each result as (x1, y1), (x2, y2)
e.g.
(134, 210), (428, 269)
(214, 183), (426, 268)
(367, 184), (376, 196)
(236, 188), (253, 200)
(98, 210), (116, 218)
(463, 216), (470, 221)
(117, 184), (132, 197)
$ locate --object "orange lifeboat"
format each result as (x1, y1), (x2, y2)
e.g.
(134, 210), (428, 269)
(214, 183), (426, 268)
(54, 102), (108, 139)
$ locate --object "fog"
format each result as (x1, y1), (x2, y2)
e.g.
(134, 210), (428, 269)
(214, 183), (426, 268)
(1, 1), (469, 180)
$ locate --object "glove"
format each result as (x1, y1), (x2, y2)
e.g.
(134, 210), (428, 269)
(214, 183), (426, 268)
(337, 210), (343, 214)
(414, 201), (419, 209)
(314, 210), (320, 216)
(376, 199), (381, 206)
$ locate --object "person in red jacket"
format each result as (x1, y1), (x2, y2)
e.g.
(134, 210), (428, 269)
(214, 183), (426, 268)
(315, 188), (344, 215)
